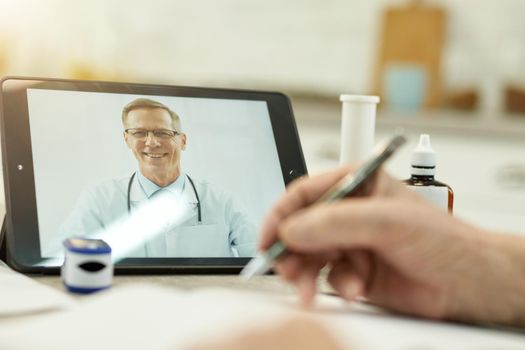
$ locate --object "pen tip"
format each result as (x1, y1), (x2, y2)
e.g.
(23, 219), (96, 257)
(240, 253), (271, 281)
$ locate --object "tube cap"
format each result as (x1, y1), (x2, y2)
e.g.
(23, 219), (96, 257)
(411, 134), (436, 176)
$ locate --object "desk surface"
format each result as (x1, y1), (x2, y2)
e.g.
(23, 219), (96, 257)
(32, 274), (296, 297)
(3, 274), (525, 350)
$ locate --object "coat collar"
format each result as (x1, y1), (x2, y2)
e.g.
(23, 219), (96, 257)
(130, 172), (198, 205)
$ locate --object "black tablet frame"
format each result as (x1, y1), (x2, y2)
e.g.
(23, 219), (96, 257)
(0, 76), (307, 274)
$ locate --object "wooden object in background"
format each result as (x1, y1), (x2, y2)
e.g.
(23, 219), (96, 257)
(444, 89), (479, 111)
(505, 86), (525, 115)
(373, 0), (446, 109)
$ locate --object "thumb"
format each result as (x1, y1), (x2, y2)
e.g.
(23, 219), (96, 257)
(279, 200), (389, 253)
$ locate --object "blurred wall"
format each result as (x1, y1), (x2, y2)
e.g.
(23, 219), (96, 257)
(0, 0), (524, 100)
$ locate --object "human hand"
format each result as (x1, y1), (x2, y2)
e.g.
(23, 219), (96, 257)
(189, 317), (344, 350)
(259, 165), (525, 327)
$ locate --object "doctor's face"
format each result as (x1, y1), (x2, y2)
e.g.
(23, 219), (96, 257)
(124, 108), (187, 182)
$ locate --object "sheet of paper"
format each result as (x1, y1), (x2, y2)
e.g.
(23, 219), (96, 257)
(0, 283), (525, 350)
(0, 262), (75, 317)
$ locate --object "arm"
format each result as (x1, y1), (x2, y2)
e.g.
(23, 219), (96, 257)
(43, 187), (106, 256)
(190, 317), (343, 350)
(259, 165), (525, 327)
(224, 193), (257, 257)
(57, 187), (105, 239)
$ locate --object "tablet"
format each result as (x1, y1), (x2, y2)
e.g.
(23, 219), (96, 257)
(0, 77), (307, 273)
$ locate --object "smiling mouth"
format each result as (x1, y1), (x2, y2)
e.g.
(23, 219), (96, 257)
(143, 152), (167, 159)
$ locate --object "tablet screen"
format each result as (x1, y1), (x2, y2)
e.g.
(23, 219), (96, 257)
(26, 88), (285, 260)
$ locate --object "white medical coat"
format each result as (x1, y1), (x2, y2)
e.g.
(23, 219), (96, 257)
(58, 173), (257, 257)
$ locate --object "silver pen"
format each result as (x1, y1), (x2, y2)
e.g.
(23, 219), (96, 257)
(240, 134), (406, 280)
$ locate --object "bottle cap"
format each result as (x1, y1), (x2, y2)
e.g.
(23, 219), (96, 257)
(411, 134), (436, 176)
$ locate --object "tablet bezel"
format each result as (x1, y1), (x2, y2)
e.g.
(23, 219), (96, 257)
(0, 76), (307, 274)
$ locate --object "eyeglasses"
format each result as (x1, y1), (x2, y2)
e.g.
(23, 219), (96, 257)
(125, 128), (180, 140)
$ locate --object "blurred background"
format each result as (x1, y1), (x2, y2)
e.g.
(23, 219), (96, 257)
(0, 0), (524, 232)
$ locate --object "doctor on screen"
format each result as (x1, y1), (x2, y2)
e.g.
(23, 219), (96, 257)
(59, 98), (256, 257)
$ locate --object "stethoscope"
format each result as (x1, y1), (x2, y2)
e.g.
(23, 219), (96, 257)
(126, 172), (202, 223)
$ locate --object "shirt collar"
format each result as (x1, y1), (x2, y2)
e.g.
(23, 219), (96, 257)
(136, 171), (186, 198)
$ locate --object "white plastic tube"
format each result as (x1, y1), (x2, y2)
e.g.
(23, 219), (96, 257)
(339, 95), (380, 164)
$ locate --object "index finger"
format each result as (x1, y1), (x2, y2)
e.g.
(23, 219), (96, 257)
(258, 165), (354, 250)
